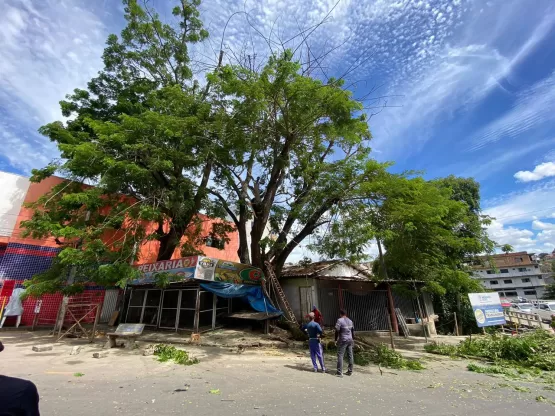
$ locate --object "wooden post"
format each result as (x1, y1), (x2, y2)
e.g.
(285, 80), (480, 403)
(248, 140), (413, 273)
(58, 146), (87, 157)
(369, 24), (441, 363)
(453, 312), (459, 336)
(482, 327), (486, 335)
(386, 284), (399, 334)
(91, 304), (101, 342)
(414, 288), (428, 343)
(386, 311), (396, 351)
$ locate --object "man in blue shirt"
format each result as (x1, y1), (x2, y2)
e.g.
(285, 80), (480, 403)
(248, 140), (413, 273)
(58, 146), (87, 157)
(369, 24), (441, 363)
(304, 312), (326, 373)
(335, 309), (355, 377)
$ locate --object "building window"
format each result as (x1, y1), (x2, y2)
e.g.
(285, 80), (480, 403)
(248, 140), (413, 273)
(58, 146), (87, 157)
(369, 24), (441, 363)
(521, 278), (531, 283)
(524, 290), (537, 296)
(205, 236), (225, 250)
(500, 269), (509, 273)
(490, 280), (499, 285)
(486, 270), (494, 274)
(505, 291), (518, 296)
(518, 268), (527, 272)
(503, 279), (512, 284)
(534, 265), (539, 269)
(538, 275), (543, 279)
(515, 257), (522, 263)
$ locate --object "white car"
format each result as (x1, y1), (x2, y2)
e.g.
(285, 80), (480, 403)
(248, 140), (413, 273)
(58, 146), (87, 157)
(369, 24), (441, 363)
(534, 302), (555, 323)
(510, 303), (534, 312)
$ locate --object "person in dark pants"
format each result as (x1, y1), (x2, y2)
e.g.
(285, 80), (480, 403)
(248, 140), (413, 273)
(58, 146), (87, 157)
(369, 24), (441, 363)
(304, 312), (326, 373)
(335, 309), (355, 377)
(0, 341), (41, 416)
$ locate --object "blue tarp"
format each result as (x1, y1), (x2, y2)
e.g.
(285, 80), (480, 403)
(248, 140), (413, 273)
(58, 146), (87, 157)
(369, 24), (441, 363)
(199, 282), (282, 314)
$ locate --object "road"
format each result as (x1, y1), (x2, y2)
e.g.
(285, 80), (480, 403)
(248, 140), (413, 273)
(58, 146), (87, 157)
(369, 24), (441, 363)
(1, 330), (554, 415)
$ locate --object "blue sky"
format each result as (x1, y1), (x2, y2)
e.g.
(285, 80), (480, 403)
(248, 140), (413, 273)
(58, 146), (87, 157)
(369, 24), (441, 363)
(2, 0), (555, 259)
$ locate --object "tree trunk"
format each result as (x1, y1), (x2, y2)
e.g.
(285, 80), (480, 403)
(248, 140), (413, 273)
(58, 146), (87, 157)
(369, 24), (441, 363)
(156, 222), (186, 261)
(237, 209), (250, 264)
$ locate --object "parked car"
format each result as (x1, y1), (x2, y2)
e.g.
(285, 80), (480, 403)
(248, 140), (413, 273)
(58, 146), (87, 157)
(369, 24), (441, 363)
(534, 302), (555, 323)
(510, 303), (534, 312)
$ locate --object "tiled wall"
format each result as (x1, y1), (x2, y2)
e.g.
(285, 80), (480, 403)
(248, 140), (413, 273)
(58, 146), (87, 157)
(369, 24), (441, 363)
(0, 242), (106, 327)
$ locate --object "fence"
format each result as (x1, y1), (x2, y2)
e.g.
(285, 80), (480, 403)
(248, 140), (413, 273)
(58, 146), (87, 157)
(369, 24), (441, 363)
(317, 288), (432, 332)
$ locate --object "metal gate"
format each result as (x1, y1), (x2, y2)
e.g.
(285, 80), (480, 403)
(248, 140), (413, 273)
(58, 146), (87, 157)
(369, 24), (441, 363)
(317, 288), (432, 332)
(99, 289), (120, 323)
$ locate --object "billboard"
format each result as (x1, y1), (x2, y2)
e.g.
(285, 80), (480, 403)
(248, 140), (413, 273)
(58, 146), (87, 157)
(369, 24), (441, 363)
(468, 292), (506, 327)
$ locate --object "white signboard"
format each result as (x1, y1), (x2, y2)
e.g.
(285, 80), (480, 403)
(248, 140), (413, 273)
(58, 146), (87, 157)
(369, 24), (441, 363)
(468, 292), (506, 327)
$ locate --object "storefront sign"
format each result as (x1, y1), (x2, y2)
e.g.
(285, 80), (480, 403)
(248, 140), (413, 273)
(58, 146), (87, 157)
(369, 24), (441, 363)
(132, 257), (197, 284)
(131, 256), (265, 286)
(468, 292), (506, 327)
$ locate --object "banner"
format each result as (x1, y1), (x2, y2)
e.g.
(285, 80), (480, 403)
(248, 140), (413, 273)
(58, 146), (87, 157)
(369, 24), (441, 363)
(213, 260), (264, 285)
(468, 292), (506, 327)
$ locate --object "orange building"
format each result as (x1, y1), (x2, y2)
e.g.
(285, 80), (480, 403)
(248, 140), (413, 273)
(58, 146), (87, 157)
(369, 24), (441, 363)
(0, 171), (239, 327)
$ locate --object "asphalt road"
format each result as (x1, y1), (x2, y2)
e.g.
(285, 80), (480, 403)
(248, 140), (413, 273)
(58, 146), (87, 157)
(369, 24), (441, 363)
(1, 331), (554, 415)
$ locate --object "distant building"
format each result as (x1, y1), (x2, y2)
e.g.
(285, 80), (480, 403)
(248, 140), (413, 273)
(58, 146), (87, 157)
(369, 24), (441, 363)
(471, 252), (549, 299)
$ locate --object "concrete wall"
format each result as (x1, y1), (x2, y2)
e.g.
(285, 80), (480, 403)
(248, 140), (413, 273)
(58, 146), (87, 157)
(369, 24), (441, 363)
(0, 172), (30, 240)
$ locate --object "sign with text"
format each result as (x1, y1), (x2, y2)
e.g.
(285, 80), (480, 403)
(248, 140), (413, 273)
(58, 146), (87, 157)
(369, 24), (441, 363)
(468, 292), (506, 327)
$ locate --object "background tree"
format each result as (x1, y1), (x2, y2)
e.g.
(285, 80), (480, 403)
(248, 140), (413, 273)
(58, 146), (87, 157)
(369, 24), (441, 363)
(500, 244), (514, 254)
(311, 173), (494, 333)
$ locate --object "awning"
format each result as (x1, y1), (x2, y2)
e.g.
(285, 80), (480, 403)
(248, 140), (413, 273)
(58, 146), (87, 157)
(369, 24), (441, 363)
(199, 282), (282, 315)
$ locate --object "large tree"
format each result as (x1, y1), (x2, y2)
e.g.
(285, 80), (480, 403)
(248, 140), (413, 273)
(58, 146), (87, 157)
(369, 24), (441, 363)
(21, 0), (231, 295)
(208, 51), (386, 274)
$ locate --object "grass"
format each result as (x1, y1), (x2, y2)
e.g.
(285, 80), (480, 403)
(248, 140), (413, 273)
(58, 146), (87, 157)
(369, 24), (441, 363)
(153, 344), (199, 365)
(425, 330), (555, 372)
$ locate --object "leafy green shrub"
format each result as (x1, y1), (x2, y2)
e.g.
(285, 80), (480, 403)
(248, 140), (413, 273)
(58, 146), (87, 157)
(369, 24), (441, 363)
(427, 330), (555, 371)
(153, 344), (199, 365)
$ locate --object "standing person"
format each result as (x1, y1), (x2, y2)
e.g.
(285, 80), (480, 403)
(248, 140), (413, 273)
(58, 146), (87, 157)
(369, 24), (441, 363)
(304, 312), (326, 373)
(335, 309), (355, 377)
(312, 306), (324, 328)
(0, 341), (41, 415)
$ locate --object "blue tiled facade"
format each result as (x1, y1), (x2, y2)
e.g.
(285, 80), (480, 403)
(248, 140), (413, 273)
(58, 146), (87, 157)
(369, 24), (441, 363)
(0, 242), (60, 282)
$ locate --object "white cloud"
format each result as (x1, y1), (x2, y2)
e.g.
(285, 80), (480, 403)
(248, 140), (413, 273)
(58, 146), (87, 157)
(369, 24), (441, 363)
(485, 185), (555, 254)
(531, 219), (555, 230)
(0, 0), (108, 173)
(470, 71), (555, 151)
(484, 180), (555, 225)
(515, 162), (555, 182)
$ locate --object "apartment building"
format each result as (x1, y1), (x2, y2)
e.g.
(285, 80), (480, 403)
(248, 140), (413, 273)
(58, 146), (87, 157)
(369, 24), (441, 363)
(471, 252), (549, 300)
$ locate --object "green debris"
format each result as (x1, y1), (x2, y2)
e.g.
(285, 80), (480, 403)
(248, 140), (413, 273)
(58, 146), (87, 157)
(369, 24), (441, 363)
(354, 344), (424, 370)
(73, 372), (84, 377)
(536, 395), (547, 402)
(513, 385), (531, 393)
(425, 330), (555, 371)
(209, 389), (221, 395)
(153, 344), (199, 365)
